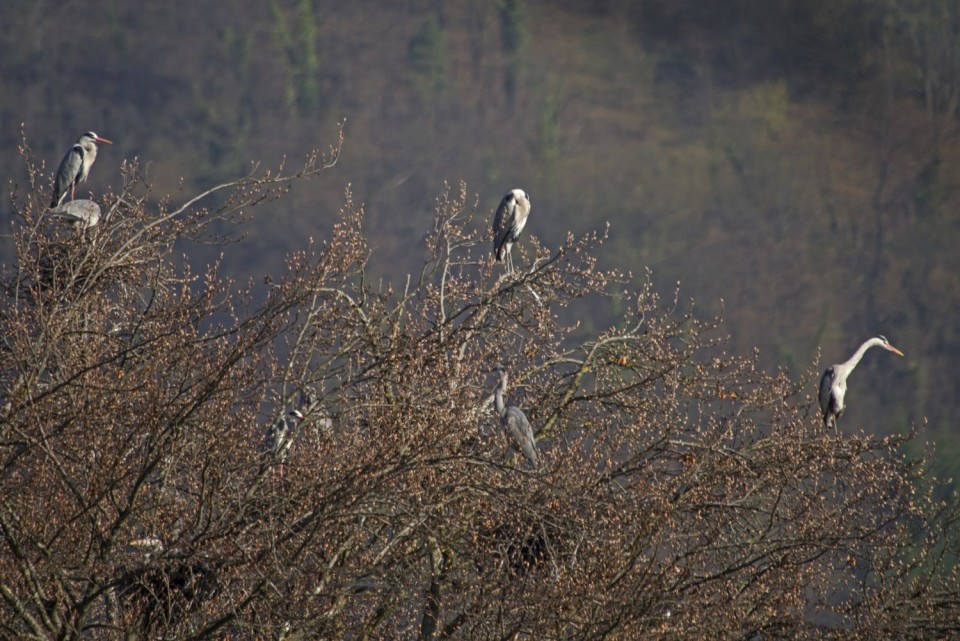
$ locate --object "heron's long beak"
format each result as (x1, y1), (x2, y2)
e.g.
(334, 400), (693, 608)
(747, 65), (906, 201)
(888, 346), (905, 356)
(94, 136), (113, 145)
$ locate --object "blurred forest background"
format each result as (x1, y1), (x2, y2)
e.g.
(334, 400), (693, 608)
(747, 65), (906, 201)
(1, 0), (958, 478)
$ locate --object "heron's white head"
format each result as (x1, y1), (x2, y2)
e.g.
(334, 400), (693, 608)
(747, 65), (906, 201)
(289, 409), (305, 421)
(488, 363), (508, 381)
(877, 335), (905, 356)
(510, 189), (530, 205)
(81, 132), (112, 145)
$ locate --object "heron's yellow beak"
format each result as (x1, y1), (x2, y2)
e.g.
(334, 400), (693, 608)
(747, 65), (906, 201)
(889, 346), (905, 356)
(95, 136), (113, 145)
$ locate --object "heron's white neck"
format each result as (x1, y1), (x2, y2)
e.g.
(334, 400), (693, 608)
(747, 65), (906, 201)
(494, 374), (508, 416)
(836, 337), (886, 377)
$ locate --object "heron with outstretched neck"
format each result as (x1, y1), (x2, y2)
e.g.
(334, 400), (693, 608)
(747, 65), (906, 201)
(818, 335), (904, 432)
(492, 364), (539, 467)
(50, 132), (112, 208)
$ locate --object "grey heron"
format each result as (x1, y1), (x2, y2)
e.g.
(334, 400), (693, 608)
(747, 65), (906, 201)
(263, 408), (305, 476)
(818, 335), (904, 432)
(492, 188), (531, 274)
(48, 199), (101, 229)
(492, 364), (539, 467)
(50, 132), (112, 208)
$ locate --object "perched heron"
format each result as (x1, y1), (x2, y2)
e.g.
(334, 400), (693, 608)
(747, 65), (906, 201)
(50, 132), (112, 208)
(48, 199), (101, 229)
(492, 189), (531, 274)
(818, 336), (904, 432)
(263, 409), (305, 476)
(492, 364), (539, 467)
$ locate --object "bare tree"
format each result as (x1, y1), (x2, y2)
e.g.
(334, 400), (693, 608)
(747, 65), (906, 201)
(0, 131), (957, 640)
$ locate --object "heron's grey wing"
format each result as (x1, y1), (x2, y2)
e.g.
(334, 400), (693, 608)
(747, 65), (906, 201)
(262, 420), (279, 454)
(51, 145), (84, 207)
(506, 407), (538, 466)
(264, 414), (294, 460)
(818, 367), (835, 417)
(492, 193), (517, 256)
